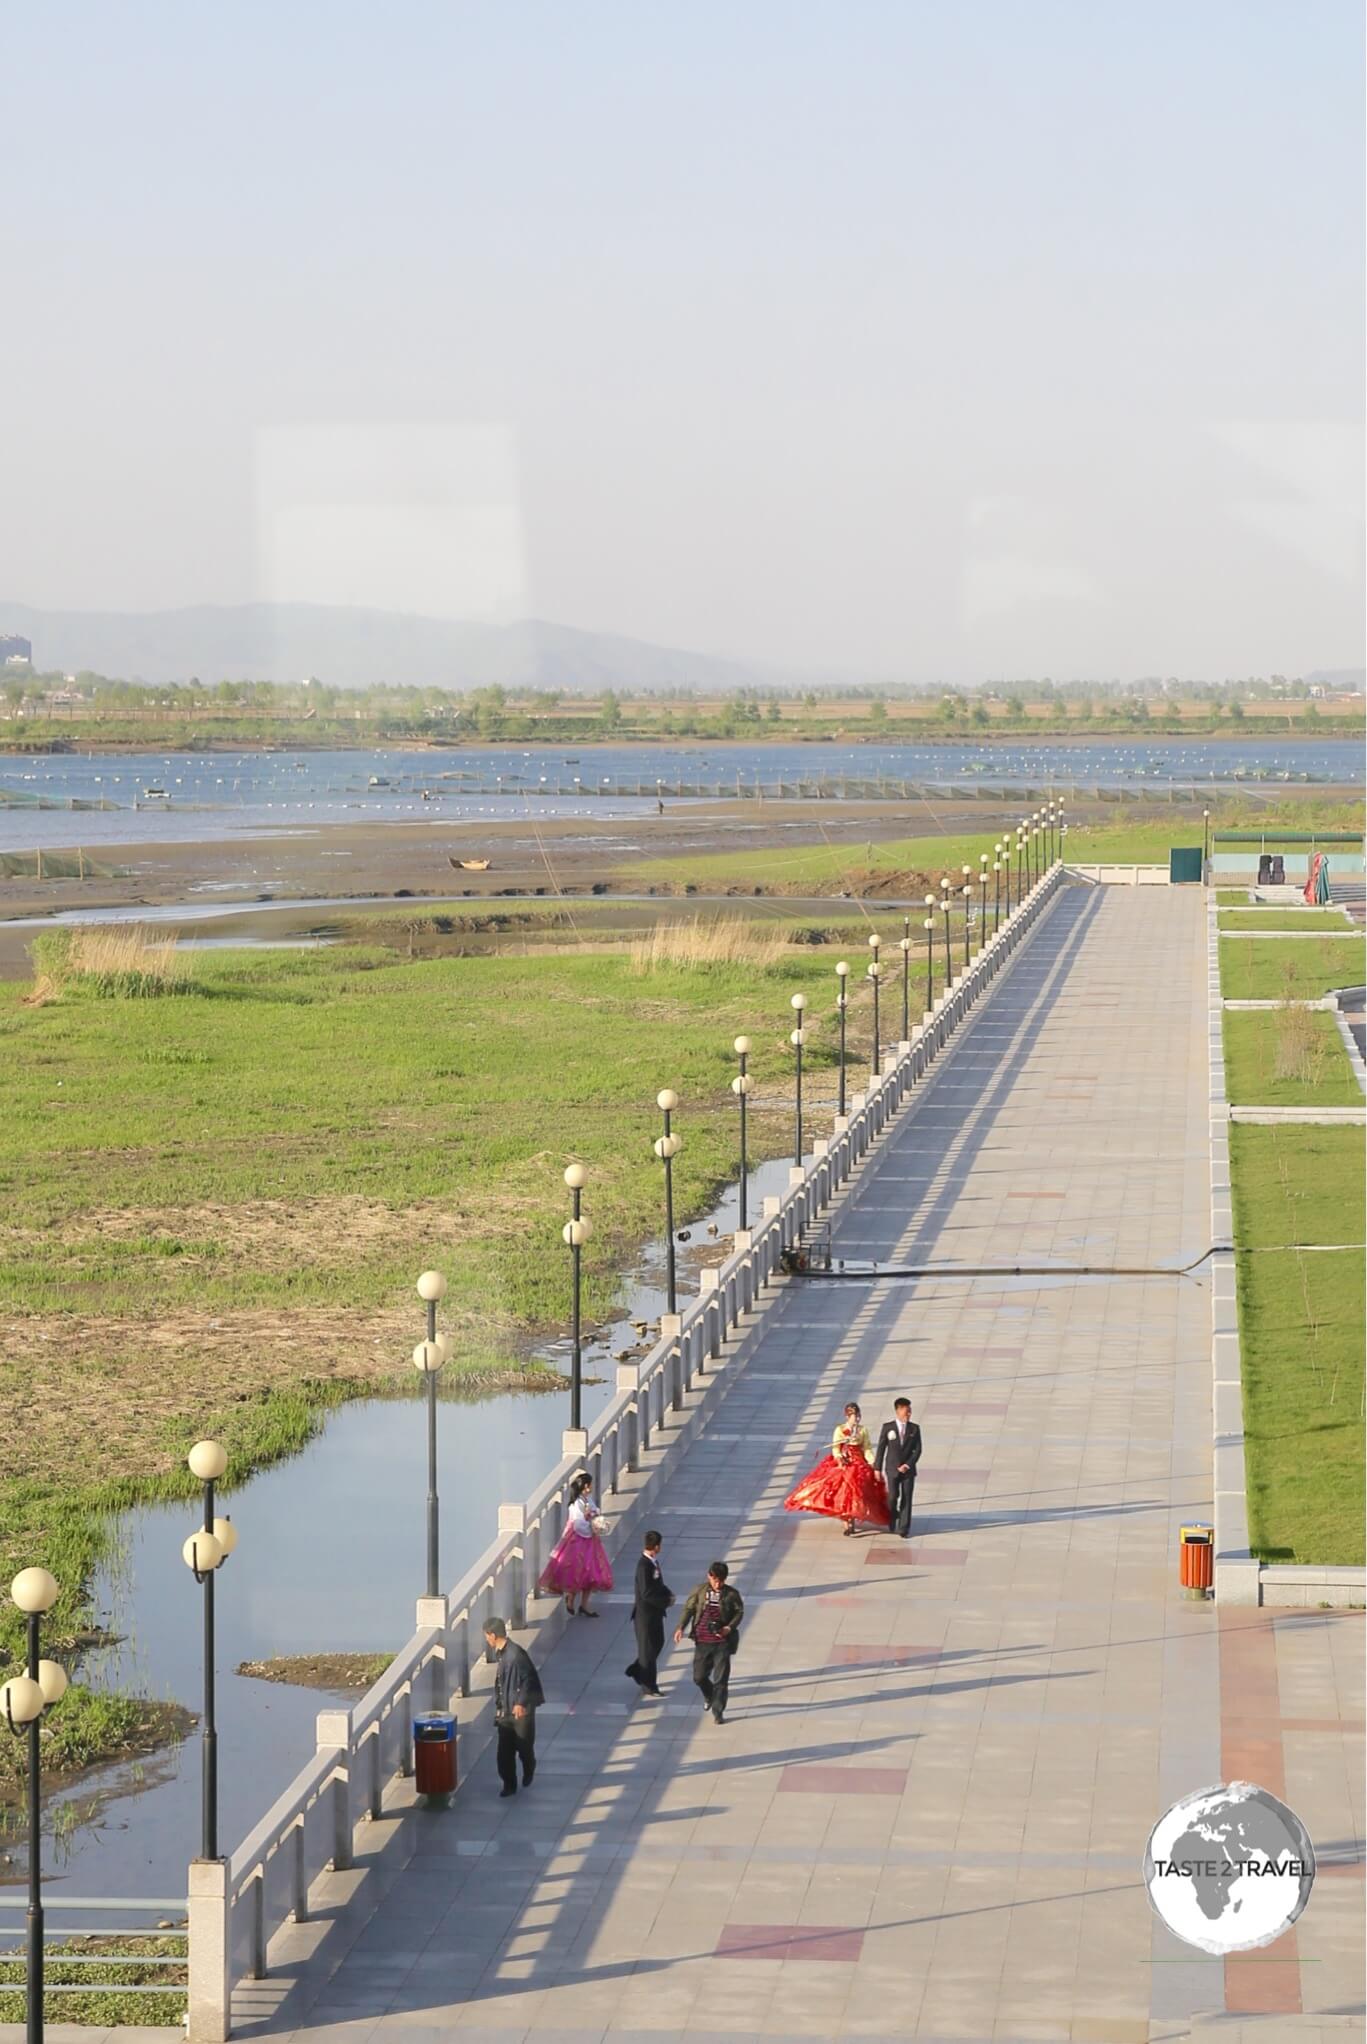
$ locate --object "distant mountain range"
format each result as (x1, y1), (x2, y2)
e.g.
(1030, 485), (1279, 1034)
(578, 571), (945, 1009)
(0, 601), (861, 694)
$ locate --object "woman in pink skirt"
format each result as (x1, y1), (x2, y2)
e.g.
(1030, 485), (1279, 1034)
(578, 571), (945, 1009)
(539, 1471), (614, 1615)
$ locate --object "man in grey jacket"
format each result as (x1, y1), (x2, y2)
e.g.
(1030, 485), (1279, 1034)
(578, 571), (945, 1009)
(484, 1617), (545, 1797)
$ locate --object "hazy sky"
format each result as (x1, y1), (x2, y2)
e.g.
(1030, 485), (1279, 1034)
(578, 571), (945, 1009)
(3, 2), (1362, 680)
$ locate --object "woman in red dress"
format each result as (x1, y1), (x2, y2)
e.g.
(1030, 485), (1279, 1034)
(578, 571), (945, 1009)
(783, 1402), (890, 1536)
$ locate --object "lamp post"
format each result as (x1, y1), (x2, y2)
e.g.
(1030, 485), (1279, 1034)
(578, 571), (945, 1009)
(899, 920), (911, 1042)
(654, 1091), (681, 1316)
(789, 995), (807, 1163)
(939, 878), (953, 984)
(1203, 807), (1210, 880)
(731, 1040), (752, 1228)
(562, 1165), (590, 1431)
(1000, 841), (1010, 919)
(961, 883), (972, 968)
(413, 1271), (450, 1594)
(834, 962), (849, 1114)
(866, 934), (881, 1071)
(182, 1440), (237, 1863)
(978, 855), (989, 946)
(993, 855), (1002, 933)
(1016, 828), (1026, 900)
(2, 1565), (66, 2044)
(923, 915), (935, 1013)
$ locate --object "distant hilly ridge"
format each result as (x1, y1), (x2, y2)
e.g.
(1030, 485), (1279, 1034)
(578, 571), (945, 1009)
(0, 601), (859, 694)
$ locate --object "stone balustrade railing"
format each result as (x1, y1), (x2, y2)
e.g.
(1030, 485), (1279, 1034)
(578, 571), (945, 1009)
(187, 860), (1066, 2040)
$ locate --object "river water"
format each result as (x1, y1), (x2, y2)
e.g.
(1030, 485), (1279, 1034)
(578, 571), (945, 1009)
(0, 1156), (795, 1907)
(0, 737), (1358, 853)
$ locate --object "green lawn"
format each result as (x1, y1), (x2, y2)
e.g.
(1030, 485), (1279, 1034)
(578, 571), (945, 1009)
(1221, 1009), (1364, 1107)
(619, 822), (1199, 893)
(1219, 910), (1356, 932)
(619, 801), (1364, 895)
(1219, 937), (1365, 1002)
(1239, 1251), (1364, 1566)
(1229, 1125), (1365, 1566)
(0, 934), (876, 1769)
(1231, 1125), (1366, 1247)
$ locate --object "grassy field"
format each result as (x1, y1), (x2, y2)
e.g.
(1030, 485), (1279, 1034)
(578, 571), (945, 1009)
(1219, 937), (1366, 1002)
(1218, 910), (1357, 932)
(620, 805), (1363, 895)
(0, 928), (904, 1774)
(619, 821), (1185, 893)
(1230, 1125), (1365, 1566)
(1221, 1009), (1364, 1107)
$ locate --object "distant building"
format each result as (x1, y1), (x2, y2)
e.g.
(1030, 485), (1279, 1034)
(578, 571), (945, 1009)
(1, 635), (32, 667)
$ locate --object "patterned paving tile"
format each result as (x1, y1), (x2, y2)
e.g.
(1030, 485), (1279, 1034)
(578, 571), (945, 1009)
(777, 1765), (908, 1795)
(715, 1923), (865, 1961)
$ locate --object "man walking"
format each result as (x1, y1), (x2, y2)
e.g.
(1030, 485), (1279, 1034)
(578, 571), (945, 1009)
(625, 1529), (673, 1696)
(875, 1397), (922, 1538)
(674, 1561), (743, 1723)
(483, 1617), (544, 1797)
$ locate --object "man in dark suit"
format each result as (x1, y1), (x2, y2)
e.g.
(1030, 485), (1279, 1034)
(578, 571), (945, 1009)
(875, 1398), (922, 1538)
(483, 1617), (545, 1797)
(625, 1529), (673, 1696)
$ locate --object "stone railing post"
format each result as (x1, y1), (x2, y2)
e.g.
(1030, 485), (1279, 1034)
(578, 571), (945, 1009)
(316, 1710), (352, 1870)
(496, 1509), (526, 1626)
(616, 1363), (640, 1470)
(187, 1857), (230, 2044)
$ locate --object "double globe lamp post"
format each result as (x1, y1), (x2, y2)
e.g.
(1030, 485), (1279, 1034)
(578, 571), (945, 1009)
(181, 1440), (239, 1863)
(413, 1272), (451, 1596)
(899, 921), (912, 1043)
(2, 1566), (67, 2044)
(654, 1091), (681, 1315)
(789, 995), (807, 1163)
(866, 934), (881, 1072)
(562, 1164), (591, 1430)
(834, 962), (849, 1115)
(731, 1040), (752, 1228)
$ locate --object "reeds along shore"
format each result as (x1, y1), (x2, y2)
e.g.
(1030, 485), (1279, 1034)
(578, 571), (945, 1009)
(24, 925), (189, 1004)
(628, 917), (793, 974)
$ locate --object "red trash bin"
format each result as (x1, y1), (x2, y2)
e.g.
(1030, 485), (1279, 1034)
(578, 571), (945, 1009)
(414, 1712), (457, 1795)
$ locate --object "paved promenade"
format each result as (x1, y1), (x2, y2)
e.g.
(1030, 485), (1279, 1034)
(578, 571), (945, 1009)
(180, 889), (1364, 2041)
